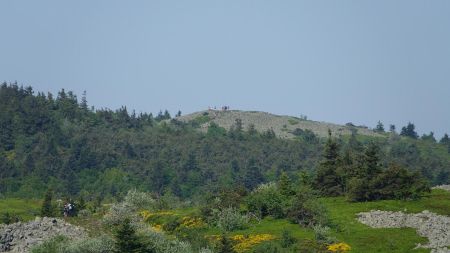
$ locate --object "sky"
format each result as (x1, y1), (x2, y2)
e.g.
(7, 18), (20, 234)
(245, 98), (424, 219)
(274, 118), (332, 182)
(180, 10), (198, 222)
(1, 1), (449, 137)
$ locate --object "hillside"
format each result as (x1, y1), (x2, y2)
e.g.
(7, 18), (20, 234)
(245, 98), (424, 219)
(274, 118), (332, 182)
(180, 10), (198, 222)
(177, 110), (381, 139)
(1, 84), (449, 200)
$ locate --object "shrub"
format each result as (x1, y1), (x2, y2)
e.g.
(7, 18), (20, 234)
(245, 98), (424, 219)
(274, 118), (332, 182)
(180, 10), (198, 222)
(327, 242), (351, 252)
(371, 164), (430, 200)
(280, 229), (296, 248)
(77, 209), (91, 218)
(62, 235), (115, 253)
(251, 241), (281, 253)
(162, 216), (182, 232)
(31, 235), (68, 253)
(1, 212), (21, 224)
(246, 183), (286, 218)
(139, 227), (193, 253)
(215, 207), (250, 232)
(123, 189), (156, 210)
(313, 225), (336, 244)
(103, 190), (156, 227)
(287, 186), (329, 227)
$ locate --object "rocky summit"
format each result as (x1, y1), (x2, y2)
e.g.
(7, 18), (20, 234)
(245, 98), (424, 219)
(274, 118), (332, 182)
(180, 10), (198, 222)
(0, 217), (86, 253)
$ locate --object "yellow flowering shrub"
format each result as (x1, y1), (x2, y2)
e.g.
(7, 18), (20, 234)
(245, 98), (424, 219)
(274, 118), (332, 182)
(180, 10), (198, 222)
(140, 210), (174, 221)
(151, 224), (163, 232)
(327, 242), (351, 252)
(232, 234), (276, 253)
(204, 234), (222, 243)
(179, 216), (205, 229)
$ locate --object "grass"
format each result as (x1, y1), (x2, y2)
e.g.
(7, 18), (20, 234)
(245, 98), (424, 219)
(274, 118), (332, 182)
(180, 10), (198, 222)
(2, 190), (449, 253)
(0, 198), (41, 222)
(320, 189), (450, 253)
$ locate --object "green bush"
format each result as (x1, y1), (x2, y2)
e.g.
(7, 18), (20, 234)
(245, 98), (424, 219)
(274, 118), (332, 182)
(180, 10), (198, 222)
(31, 236), (68, 253)
(280, 229), (296, 248)
(286, 186), (328, 227)
(246, 183), (286, 218)
(62, 235), (115, 253)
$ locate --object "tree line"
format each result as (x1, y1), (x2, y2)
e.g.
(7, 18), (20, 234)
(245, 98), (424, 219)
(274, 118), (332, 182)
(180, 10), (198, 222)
(0, 83), (449, 201)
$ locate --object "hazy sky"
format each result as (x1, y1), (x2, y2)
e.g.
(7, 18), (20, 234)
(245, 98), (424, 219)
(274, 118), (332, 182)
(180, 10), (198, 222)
(1, 1), (449, 137)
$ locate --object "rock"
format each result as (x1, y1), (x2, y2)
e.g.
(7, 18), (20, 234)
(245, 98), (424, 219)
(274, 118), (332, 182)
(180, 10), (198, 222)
(0, 217), (86, 253)
(433, 185), (450, 192)
(357, 210), (450, 253)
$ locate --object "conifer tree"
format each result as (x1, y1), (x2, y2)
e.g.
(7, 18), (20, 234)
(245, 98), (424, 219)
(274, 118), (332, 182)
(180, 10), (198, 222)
(375, 121), (385, 133)
(243, 159), (264, 190)
(314, 130), (343, 196)
(278, 171), (294, 196)
(440, 133), (450, 145)
(400, 122), (418, 139)
(115, 218), (143, 253)
(389, 124), (396, 133)
(41, 188), (54, 217)
(363, 142), (382, 179)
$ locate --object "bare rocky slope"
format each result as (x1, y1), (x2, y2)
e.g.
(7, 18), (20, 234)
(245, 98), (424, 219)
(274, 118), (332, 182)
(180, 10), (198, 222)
(0, 217), (85, 253)
(176, 110), (381, 138)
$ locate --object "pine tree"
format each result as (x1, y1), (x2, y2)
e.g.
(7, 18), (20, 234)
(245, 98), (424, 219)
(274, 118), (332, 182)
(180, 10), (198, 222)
(400, 122), (418, 139)
(41, 188), (54, 217)
(363, 142), (382, 179)
(243, 159), (264, 190)
(80, 90), (88, 111)
(115, 218), (143, 253)
(278, 171), (294, 196)
(440, 133), (450, 145)
(389, 124), (396, 133)
(315, 130), (343, 196)
(375, 121), (384, 133)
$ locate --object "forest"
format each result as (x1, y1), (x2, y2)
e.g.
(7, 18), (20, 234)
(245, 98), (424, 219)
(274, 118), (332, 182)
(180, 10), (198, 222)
(1, 83), (449, 201)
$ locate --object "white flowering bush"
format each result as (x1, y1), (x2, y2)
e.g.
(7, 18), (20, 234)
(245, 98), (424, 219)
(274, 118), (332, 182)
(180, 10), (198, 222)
(139, 227), (193, 253)
(123, 189), (156, 210)
(103, 189), (156, 227)
(199, 248), (214, 253)
(214, 207), (250, 231)
(62, 235), (115, 253)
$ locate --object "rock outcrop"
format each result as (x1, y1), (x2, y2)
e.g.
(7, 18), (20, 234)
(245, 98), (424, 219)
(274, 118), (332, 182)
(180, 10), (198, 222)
(0, 217), (86, 253)
(357, 210), (450, 253)
(432, 185), (450, 192)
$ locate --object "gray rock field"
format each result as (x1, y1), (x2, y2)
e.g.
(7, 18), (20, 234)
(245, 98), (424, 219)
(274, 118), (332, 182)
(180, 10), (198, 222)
(357, 210), (450, 253)
(0, 217), (85, 253)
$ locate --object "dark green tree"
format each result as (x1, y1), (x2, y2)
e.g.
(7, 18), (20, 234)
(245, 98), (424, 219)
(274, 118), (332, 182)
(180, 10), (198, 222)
(440, 133), (450, 145)
(243, 159), (264, 190)
(114, 218), (143, 253)
(400, 122), (418, 139)
(314, 130), (343, 196)
(389, 124), (396, 133)
(41, 188), (54, 217)
(375, 121), (384, 133)
(278, 171), (294, 196)
(363, 142), (382, 179)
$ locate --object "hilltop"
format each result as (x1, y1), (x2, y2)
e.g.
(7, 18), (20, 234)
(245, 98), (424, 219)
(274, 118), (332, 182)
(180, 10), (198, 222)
(176, 110), (381, 139)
